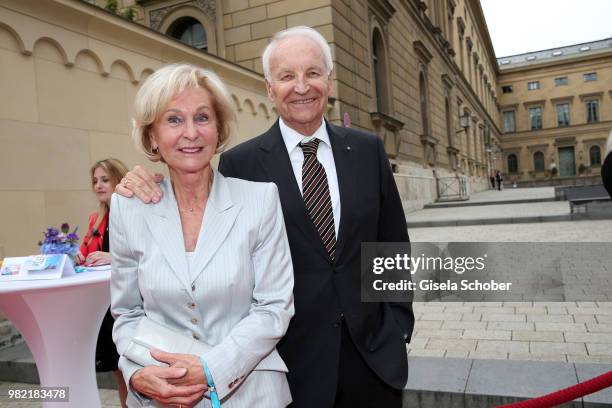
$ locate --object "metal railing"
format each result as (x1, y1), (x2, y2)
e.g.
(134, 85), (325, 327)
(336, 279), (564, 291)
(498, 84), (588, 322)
(436, 176), (469, 201)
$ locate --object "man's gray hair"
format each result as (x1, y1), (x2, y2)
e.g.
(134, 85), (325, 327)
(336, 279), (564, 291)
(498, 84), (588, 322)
(262, 26), (334, 80)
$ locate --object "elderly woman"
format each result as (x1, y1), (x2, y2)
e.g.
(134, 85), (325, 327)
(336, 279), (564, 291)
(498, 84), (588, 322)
(111, 63), (294, 407)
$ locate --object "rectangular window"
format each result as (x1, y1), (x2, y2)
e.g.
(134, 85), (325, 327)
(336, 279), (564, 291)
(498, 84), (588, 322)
(502, 85), (513, 94)
(503, 111), (516, 133)
(527, 81), (540, 90)
(556, 103), (570, 126)
(554, 77), (568, 86)
(529, 106), (543, 130)
(586, 100), (599, 123)
(584, 72), (597, 82)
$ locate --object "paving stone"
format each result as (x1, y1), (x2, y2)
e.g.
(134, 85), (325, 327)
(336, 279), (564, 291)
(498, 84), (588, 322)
(595, 315), (612, 323)
(482, 314), (526, 322)
(462, 330), (511, 340)
(535, 322), (587, 332)
(420, 313), (462, 321)
(564, 332), (612, 343)
(426, 339), (477, 352)
(442, 321), (487, 330)
(414, 320), (444, 329)
(461, 313), (483, 321)
(487, 322), (535, 331)
(415, 329), (463, 339)
(504, 301), (534, 307)
(546, 306), (569, 315)
(468, 351), (508, 360)
(441, 306), (475, 314)
(470, 302), (504, 307)
(408, 348), (445, 357)
(576, 302), (598, 308)
(405, 356), (472, 393)
(406, 338), (428, 349)
(586, 323), (612, 333)
(568, 307), (612, 315)
(586, 343), (612, 355)
(474, 307), (515, 314)
(530, 342), (587, 355)
(515, 307), (547, 315)
(527, 314), (574, 323)
(444, 350), (469, 359)
(512, 330), (564, 342)
(465, 359), (578, 399)
(476, 340), (528, 353)
(573, 314), (597, 324)
(567, 354), (612, 364)
(508, 352), (567, 362)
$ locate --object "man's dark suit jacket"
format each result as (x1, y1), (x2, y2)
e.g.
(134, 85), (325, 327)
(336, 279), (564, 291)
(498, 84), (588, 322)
(602, 151), (612, 197)
(218, 120), (414, 407)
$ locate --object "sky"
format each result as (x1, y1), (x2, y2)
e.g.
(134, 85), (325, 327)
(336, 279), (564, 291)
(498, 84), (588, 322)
(480, 0), (612, 57)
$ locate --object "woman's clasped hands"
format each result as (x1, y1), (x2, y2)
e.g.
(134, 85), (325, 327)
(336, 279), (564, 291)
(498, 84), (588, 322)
(130, 349), (208, 407)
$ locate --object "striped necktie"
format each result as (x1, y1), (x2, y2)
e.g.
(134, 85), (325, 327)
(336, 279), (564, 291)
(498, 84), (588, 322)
(299, 138), (336, 260)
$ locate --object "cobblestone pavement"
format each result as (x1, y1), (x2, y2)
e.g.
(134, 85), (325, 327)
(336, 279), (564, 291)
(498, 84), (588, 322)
(409, 213), (612, 364)
(428, 186), (555, 205)
(410, 219), (612, 242)
(0, 381), (121, 407)
(407, 201), (570, 223)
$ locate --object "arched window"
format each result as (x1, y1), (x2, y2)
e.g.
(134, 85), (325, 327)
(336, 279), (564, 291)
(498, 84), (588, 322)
(169, 17), (207, 51)
(419, 72), (429, 136)
(590, 145), (602, 166)
(533, 151), (545, 172)
(372, 28), (389, 113)
(507, 154), (518, 174)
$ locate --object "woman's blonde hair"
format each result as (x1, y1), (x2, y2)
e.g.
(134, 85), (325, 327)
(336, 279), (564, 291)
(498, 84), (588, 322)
(131, 63), (236, 161)
(90, 158), (128, 233)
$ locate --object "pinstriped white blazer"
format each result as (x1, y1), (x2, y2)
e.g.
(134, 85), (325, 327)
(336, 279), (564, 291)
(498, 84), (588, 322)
(110, 169), (294, 407)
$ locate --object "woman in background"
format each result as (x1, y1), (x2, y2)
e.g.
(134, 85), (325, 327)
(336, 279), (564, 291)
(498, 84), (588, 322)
(77, 158), (129, 408)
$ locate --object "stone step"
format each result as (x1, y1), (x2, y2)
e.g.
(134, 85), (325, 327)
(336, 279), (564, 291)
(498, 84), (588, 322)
(0, 321), (22, 351)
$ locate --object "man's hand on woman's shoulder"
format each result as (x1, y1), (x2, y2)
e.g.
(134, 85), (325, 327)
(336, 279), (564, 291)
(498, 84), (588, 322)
(115, 165), (165, 203)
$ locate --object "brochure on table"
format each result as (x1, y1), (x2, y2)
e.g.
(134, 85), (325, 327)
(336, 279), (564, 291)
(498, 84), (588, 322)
(0, 254), (76, 281)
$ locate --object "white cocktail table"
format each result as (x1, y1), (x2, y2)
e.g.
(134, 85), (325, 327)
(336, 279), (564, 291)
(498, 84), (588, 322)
(0, 271), (111, 407)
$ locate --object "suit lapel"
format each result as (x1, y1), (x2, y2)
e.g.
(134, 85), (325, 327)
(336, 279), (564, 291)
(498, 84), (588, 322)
(190, 169), (241, 283)
(257, 121), (330, 261)
(145, 179), (192, 296)
(327, 122), (356, 263)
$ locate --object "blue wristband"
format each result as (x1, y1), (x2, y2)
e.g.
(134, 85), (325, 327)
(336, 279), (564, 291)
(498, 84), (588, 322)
(199, 357), (221, 408)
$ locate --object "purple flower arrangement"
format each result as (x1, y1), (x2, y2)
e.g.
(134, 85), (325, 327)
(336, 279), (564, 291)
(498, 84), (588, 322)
(39, 223), (79, 260)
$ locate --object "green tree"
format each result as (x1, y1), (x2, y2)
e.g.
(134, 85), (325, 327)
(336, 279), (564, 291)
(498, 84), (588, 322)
(105, 0), (118, 13)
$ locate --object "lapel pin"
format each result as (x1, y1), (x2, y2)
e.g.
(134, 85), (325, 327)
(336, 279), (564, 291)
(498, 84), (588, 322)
(346, 146), (351, 151)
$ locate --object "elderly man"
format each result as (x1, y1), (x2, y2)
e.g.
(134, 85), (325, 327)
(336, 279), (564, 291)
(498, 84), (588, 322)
(119, 26), (413, 408)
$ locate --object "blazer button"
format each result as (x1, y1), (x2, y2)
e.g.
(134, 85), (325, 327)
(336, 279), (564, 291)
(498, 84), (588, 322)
(191, 318), (198, 324)
(188, 302), (196, 309)
(228, 382), (234, 389)
(192, 333), (200, 340)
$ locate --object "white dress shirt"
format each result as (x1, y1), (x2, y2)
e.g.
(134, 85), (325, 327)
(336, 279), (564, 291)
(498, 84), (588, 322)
(279, 117), (341, 238)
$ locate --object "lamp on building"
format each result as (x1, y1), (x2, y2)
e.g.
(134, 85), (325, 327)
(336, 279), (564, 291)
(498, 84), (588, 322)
(457, 111), (471, 133)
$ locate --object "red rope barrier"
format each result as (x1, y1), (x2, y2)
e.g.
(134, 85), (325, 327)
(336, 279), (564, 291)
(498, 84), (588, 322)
(496, 370), (612, 408)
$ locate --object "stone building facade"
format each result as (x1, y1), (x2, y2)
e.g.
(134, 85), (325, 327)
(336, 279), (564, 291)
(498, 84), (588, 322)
(91, 0), (503, 211)
(0, 0), (503, 263)
(497, 38), (612, 186)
